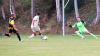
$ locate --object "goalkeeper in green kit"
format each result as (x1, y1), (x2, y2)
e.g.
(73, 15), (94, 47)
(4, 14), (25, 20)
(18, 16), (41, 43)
(69, 18), (97, 39)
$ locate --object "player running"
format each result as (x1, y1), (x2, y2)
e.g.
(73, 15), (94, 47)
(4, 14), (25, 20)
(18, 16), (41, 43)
(29, 13), (47, 40)
(69, 18), (97, 39)
(5, 14), (22, 41)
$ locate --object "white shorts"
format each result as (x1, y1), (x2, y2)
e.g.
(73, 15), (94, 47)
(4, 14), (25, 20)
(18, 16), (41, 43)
(31, 25), (40, 32)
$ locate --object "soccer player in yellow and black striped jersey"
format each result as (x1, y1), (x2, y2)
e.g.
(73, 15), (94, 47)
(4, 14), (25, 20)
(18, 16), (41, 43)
(5, 14), (21, 41)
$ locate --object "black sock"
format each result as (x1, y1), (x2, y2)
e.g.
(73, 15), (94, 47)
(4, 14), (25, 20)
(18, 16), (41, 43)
(16, 32), (21, 41)
(5, 33), (10, 37)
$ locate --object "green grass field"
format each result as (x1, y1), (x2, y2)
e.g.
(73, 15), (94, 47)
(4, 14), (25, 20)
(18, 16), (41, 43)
(0, 35), (100, 56)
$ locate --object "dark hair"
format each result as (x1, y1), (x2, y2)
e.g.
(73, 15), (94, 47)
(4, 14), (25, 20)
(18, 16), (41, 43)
(37, 12), (40, 15)
(81, 20), (85, 24)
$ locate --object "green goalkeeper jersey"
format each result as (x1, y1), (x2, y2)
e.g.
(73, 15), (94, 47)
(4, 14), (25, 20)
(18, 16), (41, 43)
(73, 21), (87, 34)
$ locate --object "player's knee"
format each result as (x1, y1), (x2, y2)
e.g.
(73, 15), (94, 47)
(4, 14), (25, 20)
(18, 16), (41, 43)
(33, 32), (36, 36)
(39, 32), (41, 35)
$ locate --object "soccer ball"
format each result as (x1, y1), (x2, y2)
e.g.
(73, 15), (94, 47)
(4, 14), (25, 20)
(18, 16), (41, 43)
(42, 36), (48, 40)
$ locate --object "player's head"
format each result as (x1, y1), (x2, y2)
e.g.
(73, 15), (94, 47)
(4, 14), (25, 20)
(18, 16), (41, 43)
(77, 17), (81, 22)
(10, 13), (16, 20)
(36, 12), (40, 15)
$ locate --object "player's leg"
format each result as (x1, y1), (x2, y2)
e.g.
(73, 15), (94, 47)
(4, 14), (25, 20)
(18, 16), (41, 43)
(29, 27), (36, 38)
(85, 30), (97, 39)
(15, 32), (21, 41)
(29, 32), (36, 38)
(38, 31), (44, 39)
(39, 32), (47, 40)
(35, 26), (45, 39)
(13, 29), (22, 41)
(5, 33), (10, 37)
(5, 29), (12, 37)
(75, 31), (85, 39)
(16, 32), (21, 41)
(34, 25), (47, 40)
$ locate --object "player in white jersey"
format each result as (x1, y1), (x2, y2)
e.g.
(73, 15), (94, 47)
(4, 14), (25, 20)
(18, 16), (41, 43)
(31, 13), (40, 33)
(29, 13), (47, 40)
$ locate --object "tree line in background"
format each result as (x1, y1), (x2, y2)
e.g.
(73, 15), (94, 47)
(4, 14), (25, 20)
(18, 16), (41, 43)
(0, 0), (100, 33)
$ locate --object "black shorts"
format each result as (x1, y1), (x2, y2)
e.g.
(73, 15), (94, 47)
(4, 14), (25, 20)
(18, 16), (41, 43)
(9, 28), (17, 33)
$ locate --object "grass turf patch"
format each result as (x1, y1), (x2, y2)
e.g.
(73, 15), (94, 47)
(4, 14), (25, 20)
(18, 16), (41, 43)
(0, 35), (100, 56)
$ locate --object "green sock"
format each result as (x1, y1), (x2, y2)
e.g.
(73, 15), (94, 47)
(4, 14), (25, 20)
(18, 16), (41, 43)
(90, 33), (97, 39)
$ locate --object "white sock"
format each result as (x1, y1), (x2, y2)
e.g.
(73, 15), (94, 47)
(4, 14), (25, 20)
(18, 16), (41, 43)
(29, 34), (34, 38)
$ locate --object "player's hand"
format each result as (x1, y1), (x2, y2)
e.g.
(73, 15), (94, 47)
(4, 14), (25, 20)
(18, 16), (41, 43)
(69, 24), (72, 28)
(13, 25), (18, 31)
(67, 22), (72, 28)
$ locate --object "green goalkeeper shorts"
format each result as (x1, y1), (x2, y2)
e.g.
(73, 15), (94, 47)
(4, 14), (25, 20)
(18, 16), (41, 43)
(79, 28), (88, 35)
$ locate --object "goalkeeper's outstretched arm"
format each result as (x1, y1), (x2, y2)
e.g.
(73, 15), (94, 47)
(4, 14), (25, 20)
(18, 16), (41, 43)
(68, 23), (76, 28)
